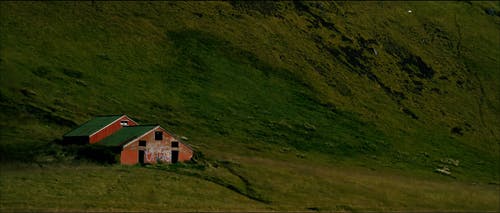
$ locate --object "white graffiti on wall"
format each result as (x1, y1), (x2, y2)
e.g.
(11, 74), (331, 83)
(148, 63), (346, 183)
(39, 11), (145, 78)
(145, 141), (171, 163)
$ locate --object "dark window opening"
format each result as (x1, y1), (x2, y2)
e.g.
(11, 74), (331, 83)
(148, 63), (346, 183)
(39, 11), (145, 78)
(139, 140), (146, 146)
(171, 141), (179, 148)
(155, 131), (163, 140)
(120, 120), (129, 126)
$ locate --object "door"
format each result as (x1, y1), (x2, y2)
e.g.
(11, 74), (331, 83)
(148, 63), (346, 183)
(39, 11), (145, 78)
(171, 150), (179, 163)
(138, 150), (145, 164)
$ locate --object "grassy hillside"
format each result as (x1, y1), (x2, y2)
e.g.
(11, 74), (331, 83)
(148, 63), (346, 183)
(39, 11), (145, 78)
(1, 1), (499, 211)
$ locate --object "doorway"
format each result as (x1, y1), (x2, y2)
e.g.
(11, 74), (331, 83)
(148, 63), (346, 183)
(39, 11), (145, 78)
(138, 150), (145, 164)
(171, 150), (179, 163)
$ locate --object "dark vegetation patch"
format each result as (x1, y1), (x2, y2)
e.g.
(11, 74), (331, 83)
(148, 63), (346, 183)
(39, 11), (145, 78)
(341, 35), (353, 43)
(14, 103), (77, 127)
(402, 107), (419, 120)
(314, 34), (422, 120)
(430, 88), (441, 94)
(326, 42), (408, 104)
(412, 80), (424, 93)
(484, 8), (500, 17)
(384, 39), (435, 79)
(400, 55), (434, 79)
(192, 12), (203, 18)
(32, 66), (52, 78)
(32, 66), (85, 84)
(73, 144), (121, 164)
(337, 45), (368, 71)
(237, 1), (432, 123)
(423, 22), (454, 48)
(20, 88), (37, 97)
(165, 29), (388, 157)
(167, 30), (302, 85)
(332, 80), (352, 97)
(439, 76), (449, 81)
(230, 0), (283, 16)
(306, 207), (320, 211)
(451, 127), (464, 136)
(61, 67), (84, 79)
(403, 79), (424, 94)
(293, 1), (340, 33)
(149, 101), (174, 112)
(312, 34), (379, 91)
(1, 139), (118, 164)
(96, 53), (110, 60)
(148, 155), (271, 204)
(305, 57), (352, 97)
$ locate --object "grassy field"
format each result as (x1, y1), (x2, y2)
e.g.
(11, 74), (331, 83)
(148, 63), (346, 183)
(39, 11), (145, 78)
(0, 1), (499, 211)
(2, 156), (499, 212)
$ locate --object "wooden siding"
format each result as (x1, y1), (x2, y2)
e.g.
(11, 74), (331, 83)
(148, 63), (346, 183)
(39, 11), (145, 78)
(120, 149), (138, 165)
(89, 116), (137, 144)
(120, 127), (193, 165)
(179, 142), (194, 162)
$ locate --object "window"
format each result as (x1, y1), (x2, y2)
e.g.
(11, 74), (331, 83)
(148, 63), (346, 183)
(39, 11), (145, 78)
(155, 131), (163, 140)
(171, 141), (179, 148)
(120, 120), (128, 126)
(139, 140), (146, 146)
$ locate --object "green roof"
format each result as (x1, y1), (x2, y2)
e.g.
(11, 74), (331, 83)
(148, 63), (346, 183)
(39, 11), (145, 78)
(64, 115), (123, 137)
(99, 125), (158, 147)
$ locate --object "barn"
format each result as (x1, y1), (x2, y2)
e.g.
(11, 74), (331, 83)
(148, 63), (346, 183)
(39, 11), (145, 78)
(99, 125), (193, 165)
(63, 115), (193, 165)
(63, 115), (138, 144)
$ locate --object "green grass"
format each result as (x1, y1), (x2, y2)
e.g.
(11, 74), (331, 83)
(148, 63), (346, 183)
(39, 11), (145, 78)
(0, 164), (268, 211)
(1, 158), (498, 212)
(0, 1), (499, 211)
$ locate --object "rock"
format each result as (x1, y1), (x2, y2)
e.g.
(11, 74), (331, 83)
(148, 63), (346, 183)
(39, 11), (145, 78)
(440, 158), (460, 166)
(280, 147), (291, 153)
(420, 152), (430, 157)
(485, 8), (496, 16)
(303, 122), (316, 131)
(435, 166), (451, 176)
(20, 88), (37, 97)
(296, 153), (306, 159)
(181, 136), (188, 141)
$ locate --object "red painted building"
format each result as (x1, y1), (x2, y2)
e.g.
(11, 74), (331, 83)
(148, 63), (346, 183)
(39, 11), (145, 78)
(63, 115), (137, 144)
(99, 125), (193, 165)
(63, 115), (193, 165)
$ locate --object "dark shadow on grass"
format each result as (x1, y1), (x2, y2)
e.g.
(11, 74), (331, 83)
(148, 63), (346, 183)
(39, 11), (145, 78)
(144, 152), (271, 205)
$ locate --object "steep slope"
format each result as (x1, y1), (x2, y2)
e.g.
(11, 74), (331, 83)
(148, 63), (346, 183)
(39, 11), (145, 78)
(0, 1), (499, 210)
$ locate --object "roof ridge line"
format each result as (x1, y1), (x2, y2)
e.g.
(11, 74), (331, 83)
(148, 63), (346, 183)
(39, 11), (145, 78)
(124, 124), (159, 127)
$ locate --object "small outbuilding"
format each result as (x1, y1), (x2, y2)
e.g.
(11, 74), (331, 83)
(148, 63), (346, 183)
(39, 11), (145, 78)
(63, 115), (193, 165)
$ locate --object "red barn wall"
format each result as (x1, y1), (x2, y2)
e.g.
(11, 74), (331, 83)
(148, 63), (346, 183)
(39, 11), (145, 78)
(89, 116), (137, 144)
(120, 149), (138, 165)
(120, 127), (193, 165)
(179, 142), (194, 162)
(143, 129), (172, 164)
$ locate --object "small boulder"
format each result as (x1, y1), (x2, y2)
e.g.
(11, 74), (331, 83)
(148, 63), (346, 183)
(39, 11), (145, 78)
(485, 8), (496, 16)
(435, 166), (451, 176)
